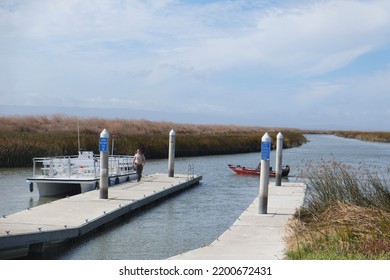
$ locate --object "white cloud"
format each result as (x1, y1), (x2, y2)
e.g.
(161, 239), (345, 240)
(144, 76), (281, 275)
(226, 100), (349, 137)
(251, 0), (390, 76)
(1, 0), (390, 130)
(295, 82), (345, 106)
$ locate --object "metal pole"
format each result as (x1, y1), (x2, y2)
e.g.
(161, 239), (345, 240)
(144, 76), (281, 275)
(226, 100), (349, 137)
(77, 120), (80, 151)
(259, 132), (271, 214)
(275, 132), (283, 186)
(67, 157), (71, 178)
(168, 129), (176, 177)
(111, 138), (115, 155)
(99, 129), (109, 199)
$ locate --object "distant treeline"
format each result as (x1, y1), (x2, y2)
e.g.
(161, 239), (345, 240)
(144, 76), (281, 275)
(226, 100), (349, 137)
(0, 115), (307, 168)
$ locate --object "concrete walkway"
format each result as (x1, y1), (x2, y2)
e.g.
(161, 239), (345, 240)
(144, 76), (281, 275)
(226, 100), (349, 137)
(169, 182), (306, 260)
(0, 173), (202, 259)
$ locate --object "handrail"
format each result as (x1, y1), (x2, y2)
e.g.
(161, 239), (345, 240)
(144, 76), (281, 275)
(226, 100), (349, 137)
(30, 154), (134, 179)
(187, 164), (195, 180)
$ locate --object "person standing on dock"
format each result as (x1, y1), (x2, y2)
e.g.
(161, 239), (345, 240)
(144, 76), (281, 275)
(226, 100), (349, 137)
(132, 149), (146, 182)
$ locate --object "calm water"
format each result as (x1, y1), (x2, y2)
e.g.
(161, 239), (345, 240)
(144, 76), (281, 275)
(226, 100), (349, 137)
(0, 134), (389, 259)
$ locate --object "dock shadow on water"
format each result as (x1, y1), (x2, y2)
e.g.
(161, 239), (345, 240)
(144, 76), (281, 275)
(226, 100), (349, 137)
(1, 173), (202, 260)
(21, 185), (201, 260)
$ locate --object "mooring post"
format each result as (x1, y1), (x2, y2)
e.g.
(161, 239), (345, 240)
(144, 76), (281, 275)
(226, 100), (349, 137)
(275, 132), (283, 186)
(259, 132), (271, 214)
(168, 129), (176, 177)
(99, 129), (109, 199)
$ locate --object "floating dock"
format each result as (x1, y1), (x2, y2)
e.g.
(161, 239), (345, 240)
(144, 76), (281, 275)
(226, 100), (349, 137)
(0, 173), (202, 259)
(169, 181), (306, 260)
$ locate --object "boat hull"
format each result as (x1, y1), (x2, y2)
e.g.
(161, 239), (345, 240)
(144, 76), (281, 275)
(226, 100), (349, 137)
(228, 164), (290, 177)
(28, 173), (137, 197)
(34, 180), (97, 197)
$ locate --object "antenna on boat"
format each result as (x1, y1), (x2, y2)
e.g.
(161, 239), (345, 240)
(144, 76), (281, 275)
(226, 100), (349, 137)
(77, 120), (81, 152)
(111, 138), (115, 155)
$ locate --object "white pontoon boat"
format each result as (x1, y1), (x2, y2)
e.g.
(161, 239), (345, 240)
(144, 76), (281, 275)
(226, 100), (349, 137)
(27, 150), (136, 197)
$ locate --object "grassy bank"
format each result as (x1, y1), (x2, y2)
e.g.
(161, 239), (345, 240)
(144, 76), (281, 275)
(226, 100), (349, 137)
(285, 161), (390, 259)
(334, 131), (390, 143)
(0, 115), (307, 168)
(303, 130), (390, 143)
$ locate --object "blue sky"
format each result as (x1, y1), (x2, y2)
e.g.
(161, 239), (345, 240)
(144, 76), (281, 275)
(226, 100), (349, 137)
(1, 0), (389, 130)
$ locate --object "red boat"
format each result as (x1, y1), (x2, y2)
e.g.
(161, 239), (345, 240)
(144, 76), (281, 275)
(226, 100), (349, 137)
(228, 164), (290, 177)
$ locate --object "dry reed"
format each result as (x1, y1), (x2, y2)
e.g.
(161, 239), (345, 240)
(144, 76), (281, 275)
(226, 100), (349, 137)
(335, 131), (390, 143)
(285, 161), (390, 259)
(0, 115), (290, 135)
(0, 115), (307, 167)
(286, 202), (390, 259)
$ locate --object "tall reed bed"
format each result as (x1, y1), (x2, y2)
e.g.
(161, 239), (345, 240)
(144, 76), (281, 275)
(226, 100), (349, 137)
(0, 115), (307, 167)
(0, 115), (289, 135)
(285, 161), (390, 259)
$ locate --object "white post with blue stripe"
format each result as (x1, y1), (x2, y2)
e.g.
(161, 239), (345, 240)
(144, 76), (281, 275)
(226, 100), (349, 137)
(99, 129), (109, 199)
(259, 132), (271, 214)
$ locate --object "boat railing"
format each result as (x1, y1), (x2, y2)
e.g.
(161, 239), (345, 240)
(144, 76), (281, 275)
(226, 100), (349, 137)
(30, 155), (134, 179)
(108, 155), (134, 176)
(187, 163), (195, 180)
(30, 155), (98, 179)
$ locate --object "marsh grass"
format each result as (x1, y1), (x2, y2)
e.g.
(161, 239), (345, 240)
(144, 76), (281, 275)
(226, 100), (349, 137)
(335, 131), (390, 143)
(302, 130), (390, 143)
(0, 115), (307, 167)
(285, 161), (390, 259)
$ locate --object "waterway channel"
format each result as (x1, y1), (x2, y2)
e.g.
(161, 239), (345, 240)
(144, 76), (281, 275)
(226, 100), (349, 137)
(0, 134), (389, 259)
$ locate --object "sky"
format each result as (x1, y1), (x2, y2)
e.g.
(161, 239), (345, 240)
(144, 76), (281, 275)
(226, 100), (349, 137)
(0, 0), (389, 131)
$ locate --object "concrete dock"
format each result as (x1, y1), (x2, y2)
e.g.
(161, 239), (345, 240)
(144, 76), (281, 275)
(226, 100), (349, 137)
(169, 181), (306, 260)
(0, 173), (202, 259)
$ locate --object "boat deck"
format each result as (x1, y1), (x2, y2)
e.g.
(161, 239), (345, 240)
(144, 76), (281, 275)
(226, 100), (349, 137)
(0, 173), (202, 259)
